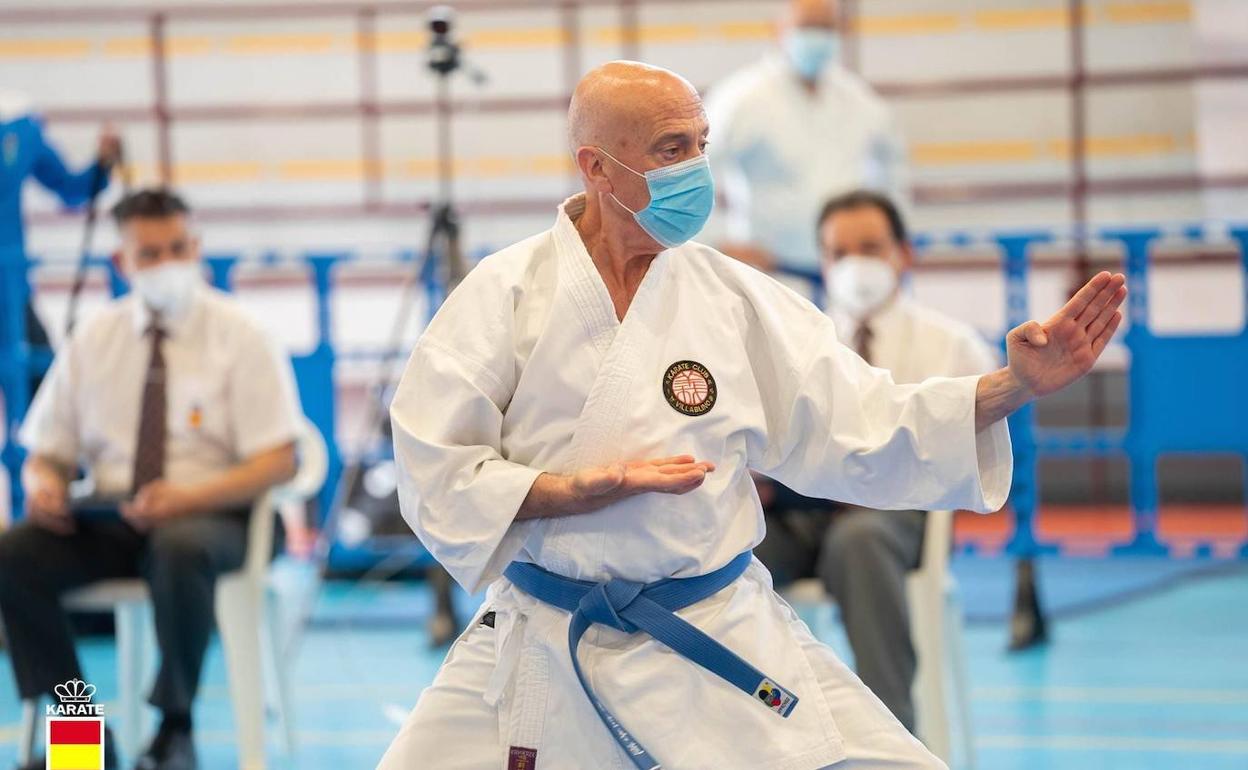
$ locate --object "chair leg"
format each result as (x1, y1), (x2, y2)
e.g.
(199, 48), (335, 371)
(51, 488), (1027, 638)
(262, 586), (296, 756)
(18, 698), (37, 765)
(217, 579), (267, 770)
(946, 589), (977, 769)
(910, 580), (952, 763)
(115, 601), (155, 760)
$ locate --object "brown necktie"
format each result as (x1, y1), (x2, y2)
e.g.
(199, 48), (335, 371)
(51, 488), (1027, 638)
(131, 323), (167, 493)
(854, 322), (874, 366)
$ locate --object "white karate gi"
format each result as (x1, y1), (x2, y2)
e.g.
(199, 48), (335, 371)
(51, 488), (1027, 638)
(380, 194), (1011, 770)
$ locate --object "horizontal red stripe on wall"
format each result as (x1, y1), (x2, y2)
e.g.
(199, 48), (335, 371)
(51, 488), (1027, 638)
(49, 719), (102, 745)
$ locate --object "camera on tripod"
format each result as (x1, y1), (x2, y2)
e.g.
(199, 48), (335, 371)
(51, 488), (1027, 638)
(426, 5), (461, 76)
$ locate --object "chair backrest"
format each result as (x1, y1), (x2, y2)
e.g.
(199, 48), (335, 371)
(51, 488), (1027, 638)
(241, 418), (330, 579)
(914, 509), (955, 582)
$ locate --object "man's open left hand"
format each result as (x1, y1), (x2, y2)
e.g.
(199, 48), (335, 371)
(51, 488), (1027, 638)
(1006, 271), (1127, 400)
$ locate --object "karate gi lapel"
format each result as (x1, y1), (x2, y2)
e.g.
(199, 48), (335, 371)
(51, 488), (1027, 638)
(542, 194), (670, 575)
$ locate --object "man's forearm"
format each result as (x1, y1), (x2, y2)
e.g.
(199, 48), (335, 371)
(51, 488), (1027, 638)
(185, 443), (296, 513)
(516, 472), (578, 520)
(975, 368), (1034, 433)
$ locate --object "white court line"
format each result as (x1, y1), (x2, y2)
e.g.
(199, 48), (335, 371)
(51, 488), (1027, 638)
(979, 735), (1248, 754)
(973, 686), (1248, 705)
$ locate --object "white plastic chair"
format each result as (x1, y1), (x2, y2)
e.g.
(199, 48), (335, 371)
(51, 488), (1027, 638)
(19, 419), (328, 770)
(781, 510), (975, 769)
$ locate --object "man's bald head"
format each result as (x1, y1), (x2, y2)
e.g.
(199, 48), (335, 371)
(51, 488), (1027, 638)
(783, 0), (840, 30)
(567, 61), (702, 156)
(567, 61), (710, 253)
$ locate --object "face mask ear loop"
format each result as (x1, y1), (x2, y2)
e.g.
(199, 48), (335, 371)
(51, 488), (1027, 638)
(595, 146), (648, 217)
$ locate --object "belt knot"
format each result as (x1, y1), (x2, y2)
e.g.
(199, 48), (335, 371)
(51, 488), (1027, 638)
(576, 578), (643, 633)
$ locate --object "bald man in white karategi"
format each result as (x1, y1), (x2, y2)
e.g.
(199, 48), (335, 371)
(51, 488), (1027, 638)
(379, 62), (1126, 770)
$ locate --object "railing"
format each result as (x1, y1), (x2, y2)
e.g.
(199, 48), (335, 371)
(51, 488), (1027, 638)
(3, 222), (1245, 566)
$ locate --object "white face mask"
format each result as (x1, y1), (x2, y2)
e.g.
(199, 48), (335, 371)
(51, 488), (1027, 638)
(824, 255), (899, 320)
(130, 260), (201, 318)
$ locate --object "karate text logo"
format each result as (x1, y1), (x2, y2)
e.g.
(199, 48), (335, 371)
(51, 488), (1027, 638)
(46, 678), (106, 770)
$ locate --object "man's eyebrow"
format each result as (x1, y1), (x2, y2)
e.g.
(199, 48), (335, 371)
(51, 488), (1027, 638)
(650, 131), (693, 148)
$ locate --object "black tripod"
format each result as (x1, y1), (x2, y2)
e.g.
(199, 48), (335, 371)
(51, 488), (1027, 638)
(321, 6), (479, 647)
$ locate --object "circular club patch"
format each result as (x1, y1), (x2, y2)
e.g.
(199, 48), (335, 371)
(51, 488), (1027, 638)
(662, 360), (717, 416)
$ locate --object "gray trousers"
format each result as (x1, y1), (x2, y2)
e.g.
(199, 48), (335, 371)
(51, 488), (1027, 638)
(755, 505), (926, 732)
(0, 510), (250, 715)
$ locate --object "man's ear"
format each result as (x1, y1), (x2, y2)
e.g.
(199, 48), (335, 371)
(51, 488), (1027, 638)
(111, 249), (126, 279)
(897, 242), (916, 272)
(575, 147), (611, 194)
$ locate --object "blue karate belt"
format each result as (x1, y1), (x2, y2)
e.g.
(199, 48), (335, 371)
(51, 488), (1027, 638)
(503, 551), (799, 770)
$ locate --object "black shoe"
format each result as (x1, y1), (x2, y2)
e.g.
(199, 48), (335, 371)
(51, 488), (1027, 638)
(133, 725), (198, 770)
(16, 728), (118, 770)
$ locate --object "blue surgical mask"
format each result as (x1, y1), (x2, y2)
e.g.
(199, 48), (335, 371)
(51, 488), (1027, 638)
(598, 148), (715, 249)
(784, 28), (840, 80)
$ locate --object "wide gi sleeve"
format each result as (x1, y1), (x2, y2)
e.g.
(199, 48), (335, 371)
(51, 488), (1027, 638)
(390, 309), (543, 594)
(750, 294), (1011, 513)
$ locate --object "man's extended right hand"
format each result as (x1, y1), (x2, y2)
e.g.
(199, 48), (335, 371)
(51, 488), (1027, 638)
(518, 455), (716, 520)
(26, 478), (74, 535)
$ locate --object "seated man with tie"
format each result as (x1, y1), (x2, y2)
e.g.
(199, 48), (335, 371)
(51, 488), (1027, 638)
(754, 189), (999, 734)
(0, 188), (302, 770)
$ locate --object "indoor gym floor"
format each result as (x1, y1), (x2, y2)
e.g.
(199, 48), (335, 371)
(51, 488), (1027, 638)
(0, 554), (1245, 770)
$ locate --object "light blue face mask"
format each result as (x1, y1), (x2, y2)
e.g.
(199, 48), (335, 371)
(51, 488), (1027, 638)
(598, 148), (715, 249)
(784, 28), (841, 80)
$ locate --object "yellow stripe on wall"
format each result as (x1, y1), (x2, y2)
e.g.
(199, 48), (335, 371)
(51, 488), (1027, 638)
(225, 33), (339, 55)
(1102, 1), (1191, 23)
(974, 8), (1074, 30)
(913, 140), (1040, 165)
(138, 132), (1190, 185)
(0, 1), (1195, 61)
(855, 14), (962, 36)
(0, 39), (92, 58)
(171, 162), (265, 184)
(466, 28), (570, 47)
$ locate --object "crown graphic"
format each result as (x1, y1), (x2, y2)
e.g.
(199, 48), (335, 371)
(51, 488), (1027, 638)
(54, 678), (96, 704)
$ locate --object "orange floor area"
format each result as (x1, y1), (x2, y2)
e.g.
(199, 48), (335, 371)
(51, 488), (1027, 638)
(955, 504), (1248, 556)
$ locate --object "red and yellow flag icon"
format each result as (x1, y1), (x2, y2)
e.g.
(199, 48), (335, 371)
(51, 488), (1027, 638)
(46, 718), (104, 770)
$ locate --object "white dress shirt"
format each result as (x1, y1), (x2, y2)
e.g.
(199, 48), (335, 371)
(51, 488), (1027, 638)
(704, 56), (908, 273)
(831, 295), (1000, 383)
(20, 284), (303, 497)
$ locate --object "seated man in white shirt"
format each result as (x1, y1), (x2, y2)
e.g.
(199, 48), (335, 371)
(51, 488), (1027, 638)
(755, 189), (998, 734)
(0, 189), (302, 770)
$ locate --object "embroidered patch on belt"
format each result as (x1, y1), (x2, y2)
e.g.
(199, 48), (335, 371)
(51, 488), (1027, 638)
(662, 360), (717, 416)
(508, 746), (538, 770)
(755, 678), (799, 717)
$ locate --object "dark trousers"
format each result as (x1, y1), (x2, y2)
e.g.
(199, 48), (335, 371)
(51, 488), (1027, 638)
(756, 501), (925, 732)
(0, 510), (250, 715)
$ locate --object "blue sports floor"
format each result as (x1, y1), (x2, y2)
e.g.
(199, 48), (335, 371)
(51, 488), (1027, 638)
(1, 557), (1245, 769)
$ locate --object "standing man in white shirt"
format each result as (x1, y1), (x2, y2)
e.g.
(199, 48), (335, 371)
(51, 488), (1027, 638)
(755, 189), (998, 734)
(705, 0), (907, 282)
(0, 189), (303, 770)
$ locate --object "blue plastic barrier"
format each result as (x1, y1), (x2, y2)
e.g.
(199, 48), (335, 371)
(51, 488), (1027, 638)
(2, 226), (1246, 564)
